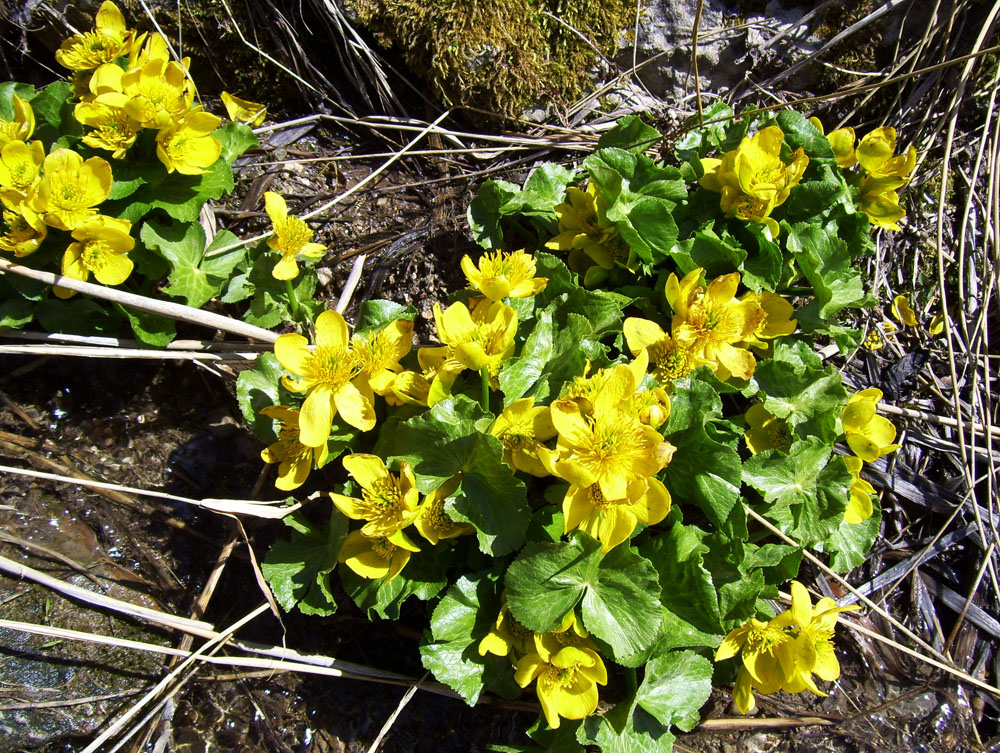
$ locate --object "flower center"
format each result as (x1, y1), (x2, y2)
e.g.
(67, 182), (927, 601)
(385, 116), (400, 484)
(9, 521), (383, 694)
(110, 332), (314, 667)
(746, 622), (790, 654)
(424, 498), (455, 533)
(81, 239), (117, 272)
(304, 345), (357, 386)
(359, 477), (402, 519)
(370, 537), (396, 560)
(588, 483), (611, 508)
(542, 664), (578, 689)
(277, 216), (313, 255)
(354, 330), (396, 374)
(650, 340), (692, 382)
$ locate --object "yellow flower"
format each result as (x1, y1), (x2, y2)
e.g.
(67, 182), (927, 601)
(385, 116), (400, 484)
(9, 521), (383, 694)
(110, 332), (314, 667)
(562, 477), (671, 552)
(665, 268), (765, 381)
(743, 403), (792, 455)
(715, 615), (795, 714)
(858, 176), (906, 231)
(0, 139), (45, 209)
(330, 454), (420, 538)
(856, 127), (916, 185)
(739, 290), (797, 350)
(0, 206), (46, 257)
(0, 96), (34, 149)
(351, 319), (413, 398)
(842, 388), (901, 462)
(27, 148), (113, 231)
(550, 364), (675, 501)
(489, 398), (557, 477)
(120, 58), (193, 129)
(479, 594), (535, 658)
(128, 31), (170, 69)
(273, 309), (376, 444)
(514, 637), (608, 729)
(461, 249), (547, 301)
(432, 298), (518, 386)
(545, 183), (619, 269)
(779, 581), (859, 696)
(155, 109), (223, 176)
(74, 97), (141, 159)
(623, 316), (694, 384)
(928, 312), (946, 336)
(891, 294), (918, 327)
(263, 191), (327, 280)
(338, 529), (419, 582)
(843, 456), (875, 524)
(54, 214), (134, 298)
(413, 475), (474, 545)
(828, 127), (858, 168)
(259, 406), (329, 491)
(55, 1), (135, 71)
(700, 126), (808, 237)
(220, 91), (267, 126)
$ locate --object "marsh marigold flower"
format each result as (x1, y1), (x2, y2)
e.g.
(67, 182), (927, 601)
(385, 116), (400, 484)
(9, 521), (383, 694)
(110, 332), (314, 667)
(338, 529), (419, 582)
(74, 97), (141, 159)
(841, 388), (900, 462)
(515, 634), (608, 729)
(891, 294), (918, 327)
(699, 125), (808, 237)
(155, 109), (222, 175)
(739, 290), (797, 350)
(479, 594), (536, 659)
(623, 316), (694, 384)
(489, 398), (557, 477)
(55, 1), (135, 71)
(550, 364), (675, 502)
(665, 268), (765, 381)
(54, 214), (134, 298)
(843, 456), (875, 524)
(429, 298), (518, 387)
(545, 183), (616, 258)
(0, 206), (46, 257)
(351, 318), (413, 398)
(329, 454), (420, 538)
(562, 477), (671, 552)
(119, 57), (193, 129)
(461, 249), (547, 301)
(259, 406), (329, 491)
(264, 191), (326, 280)
(743, 403), (792, 455)
(274, 309), (376, 445)
(0, 139), (45, 209)
(221, 91), (267, 126)
(28, 149), (113, 231)
(0, 96), (34, 149)
(413, 475), (474, 545)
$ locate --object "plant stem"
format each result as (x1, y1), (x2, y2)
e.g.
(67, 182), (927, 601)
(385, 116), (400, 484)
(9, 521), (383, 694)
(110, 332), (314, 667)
(285, 278), (301, 322)
(480, 368), (490, 412)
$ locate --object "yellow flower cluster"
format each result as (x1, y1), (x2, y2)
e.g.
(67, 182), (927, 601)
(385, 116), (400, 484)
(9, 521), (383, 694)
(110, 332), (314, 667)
(330, 455), (472, 582)
(812, 119), (916, 231)
(625, 268), (795, 385)
(480, 600), (607, 729)
(0, 95), (134, 295)
(699, 126), (809, 237)
(716, 581), (858, 713)
(839, 388), (900, 522)
(57, 2), (223, 176)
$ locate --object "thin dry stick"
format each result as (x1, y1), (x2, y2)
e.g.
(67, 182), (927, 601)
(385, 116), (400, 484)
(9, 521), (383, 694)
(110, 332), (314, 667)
(691, 0), (704, 124)
(0, 464), (298, 519)
(880, 402), (1000, 439)
(367, 674), (427, 753)
(0, 258), (277, 343)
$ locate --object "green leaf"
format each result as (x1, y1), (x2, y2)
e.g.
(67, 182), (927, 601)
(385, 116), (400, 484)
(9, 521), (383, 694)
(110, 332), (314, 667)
(0, 82), (35, 119)
(636, 650), (713, 732)
(500, 308), (588, 405)
(748, 339), (847, 444)
(675, 101), (734, 159)
(0, 278), (34, 329)
(215, 121), (258, 165)
(383, 396), (530, 556)
(117, 156), (235, 223)
(505, 533), (662, 663)
(420, 570), (515, 705)
(640, 523), (724, 637)
(262, 509), (347, 616)
(108, 174), (147, 201)
(512, 163), (577, 215)
(27, 81), (73, 130)
(598, 116), (663, 154)
(114, 302), (176, 347)
(467, 179), (521, 249)
(34, 298), (119, 336)
(340, 552), (447, 620)
(140, 222), (245, 308)
(578, 698), (675, 753)
(743, 439), (850, 545)
(236, 352), (287, 442)
(774, 109), (835, 160)
(787, 222), (866, 320)
(355, 299), (417, 334)
(822, 498), (881, 572)
(661, 374), (742, 528)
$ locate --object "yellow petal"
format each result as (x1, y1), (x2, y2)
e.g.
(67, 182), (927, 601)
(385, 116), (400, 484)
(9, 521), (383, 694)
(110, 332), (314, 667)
(273, 332), (311, 375)
(891, 294), (918, 327)
(314, 309), (350, 349)
(342, 453), (390, 490)
(333, 381), (376, 432)
(298, 384), (334, 447)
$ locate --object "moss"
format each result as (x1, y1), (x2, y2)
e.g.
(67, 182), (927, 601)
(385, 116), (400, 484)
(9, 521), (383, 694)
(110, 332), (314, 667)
(346, 0), (635, 119)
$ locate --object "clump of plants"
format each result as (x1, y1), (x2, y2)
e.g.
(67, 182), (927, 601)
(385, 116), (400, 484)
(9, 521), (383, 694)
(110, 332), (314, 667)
(345, 0), (635, 118)
(0, 3), (920, 750)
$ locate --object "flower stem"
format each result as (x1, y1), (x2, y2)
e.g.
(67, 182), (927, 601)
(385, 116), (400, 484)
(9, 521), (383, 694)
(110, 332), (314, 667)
(285, 278), (301, 322)
(480, 368), (490, 412)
